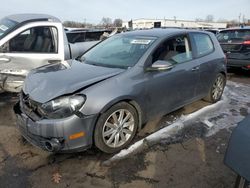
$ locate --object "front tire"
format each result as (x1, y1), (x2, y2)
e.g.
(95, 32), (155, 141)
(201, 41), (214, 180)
(94, 102), (138, 153)
(204, 73), (226, 103)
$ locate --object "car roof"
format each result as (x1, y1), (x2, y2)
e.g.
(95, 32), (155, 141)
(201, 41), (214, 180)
(120, 28), (208, 38)
(205, 29), (219, 31)
(220, 26), (250, 32)
(4, 14), (61, 23)
(65, 29), (110, 33)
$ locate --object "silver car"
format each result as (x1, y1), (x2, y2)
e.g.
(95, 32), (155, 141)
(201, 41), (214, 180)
(14, 29), (227, 153)
(0, 14), (98, 93)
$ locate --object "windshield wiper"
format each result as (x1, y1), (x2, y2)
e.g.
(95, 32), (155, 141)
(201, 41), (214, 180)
(90, 62), (128, 69)
(77, 56), (85, 62)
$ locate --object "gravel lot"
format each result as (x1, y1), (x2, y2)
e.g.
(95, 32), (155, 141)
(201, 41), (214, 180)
(0, 69), (249, 188)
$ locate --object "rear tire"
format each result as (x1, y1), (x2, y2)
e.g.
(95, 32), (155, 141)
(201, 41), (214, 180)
(204, 73), (226, 103)
(94, 102), (138, 153)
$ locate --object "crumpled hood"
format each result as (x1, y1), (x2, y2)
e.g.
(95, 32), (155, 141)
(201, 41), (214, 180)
(23, 60), (125, 103)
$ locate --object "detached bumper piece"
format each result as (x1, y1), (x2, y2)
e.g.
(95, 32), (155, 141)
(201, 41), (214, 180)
(224, 115), (250, 181)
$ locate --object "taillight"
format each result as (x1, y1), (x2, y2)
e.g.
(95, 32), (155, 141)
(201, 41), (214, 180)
(243, 40), (250, 45)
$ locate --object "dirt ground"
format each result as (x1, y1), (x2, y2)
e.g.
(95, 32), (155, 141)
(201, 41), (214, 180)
(0, 69), (249, 188)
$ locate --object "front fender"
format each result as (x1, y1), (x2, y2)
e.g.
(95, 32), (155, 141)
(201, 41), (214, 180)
(79, 75), (146, 118)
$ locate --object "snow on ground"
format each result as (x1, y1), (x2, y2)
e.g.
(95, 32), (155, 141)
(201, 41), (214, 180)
(104, 81), (250, 164)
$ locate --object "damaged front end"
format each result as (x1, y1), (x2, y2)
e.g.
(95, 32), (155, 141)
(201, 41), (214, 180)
(14, 93), (65, 152)
(0, 69), (28, 93)
(14, 91), (97, 153)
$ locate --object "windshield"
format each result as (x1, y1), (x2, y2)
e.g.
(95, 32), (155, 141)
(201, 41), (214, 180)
(217, 30), (250, 43)
(81, 35), (156, 68)
(0, 18), (18, 40)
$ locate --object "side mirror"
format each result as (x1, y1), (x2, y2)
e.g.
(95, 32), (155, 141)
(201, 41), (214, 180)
(147, 60), (174, 71)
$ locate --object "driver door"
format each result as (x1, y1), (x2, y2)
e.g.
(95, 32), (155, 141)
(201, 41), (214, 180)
(145, 34), (200, 118)
(0, 25), (60, 72)
(0, 23), (62, 92)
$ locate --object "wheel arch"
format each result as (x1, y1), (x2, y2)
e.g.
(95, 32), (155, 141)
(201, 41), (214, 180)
(219, 70), (227, 86)
(219, 71), (226, 78)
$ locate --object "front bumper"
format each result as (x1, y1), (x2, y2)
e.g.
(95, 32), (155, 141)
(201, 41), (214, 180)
(14, 102), (98, 152)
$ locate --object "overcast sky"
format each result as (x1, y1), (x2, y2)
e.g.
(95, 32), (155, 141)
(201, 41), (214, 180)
(0, 0), (249, 23)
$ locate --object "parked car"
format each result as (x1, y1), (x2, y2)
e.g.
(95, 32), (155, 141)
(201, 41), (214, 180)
(14, 29), (227, 153)
(217, 27), (250, 70)
(224, 115), (250, 188)
(0, 14), (99, 93)
(66, 29), (111, 43)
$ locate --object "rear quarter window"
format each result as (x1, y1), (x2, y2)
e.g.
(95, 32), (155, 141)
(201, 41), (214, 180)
(192, 33), (214, 57)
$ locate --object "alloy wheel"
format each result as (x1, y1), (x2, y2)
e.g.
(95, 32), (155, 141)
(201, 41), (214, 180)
(212, 75), (224, 101)
(102, 109), (135, 148)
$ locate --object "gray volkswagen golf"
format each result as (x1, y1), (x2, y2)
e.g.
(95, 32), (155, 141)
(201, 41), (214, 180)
(14, 29), (227, 153)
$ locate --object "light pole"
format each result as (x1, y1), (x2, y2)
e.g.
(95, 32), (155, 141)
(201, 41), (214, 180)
(238, 13), (241, 26)
(84, 18), (86, 28)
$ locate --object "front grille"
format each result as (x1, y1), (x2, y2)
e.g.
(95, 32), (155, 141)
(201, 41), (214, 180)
(20, 92), (43, 121)
(221, 44), (242, 52)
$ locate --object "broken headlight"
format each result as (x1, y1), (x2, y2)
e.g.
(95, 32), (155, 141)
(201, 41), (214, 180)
(38, 95), (86, 119)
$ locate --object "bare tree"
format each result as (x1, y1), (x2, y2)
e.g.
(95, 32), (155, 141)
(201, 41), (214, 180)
(205, 15), (214, 22)
(63, 21), (93, 28)
(195, 18), (204, 22)
(217, 18), (228, 23)
(227, 19), (239, 27)
(113, 18), (123, 27)
(101, 17), (113, 28)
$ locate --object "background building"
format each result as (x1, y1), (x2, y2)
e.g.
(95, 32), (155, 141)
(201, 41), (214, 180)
(123, 18), (227, 30)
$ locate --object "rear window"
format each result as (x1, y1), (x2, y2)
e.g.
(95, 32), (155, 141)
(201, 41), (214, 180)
(85, 32), (103, 41)
(217, 30), (250, 43)
(66, 31), (104, 43)
(66, 32), (86, 43)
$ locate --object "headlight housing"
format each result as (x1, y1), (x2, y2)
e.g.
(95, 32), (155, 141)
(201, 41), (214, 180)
(38, 95), (86, 119)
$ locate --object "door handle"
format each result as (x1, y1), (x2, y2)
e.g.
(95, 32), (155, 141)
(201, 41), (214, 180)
(191, 66), (200, 71)
(0, 57), (10, 62)
(48, 59), (61, 64)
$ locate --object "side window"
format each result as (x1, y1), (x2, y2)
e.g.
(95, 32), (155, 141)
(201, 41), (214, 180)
(152, 35), (193, 64)
(0, 26), (58, 53)
(193, 33), (214, 57)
